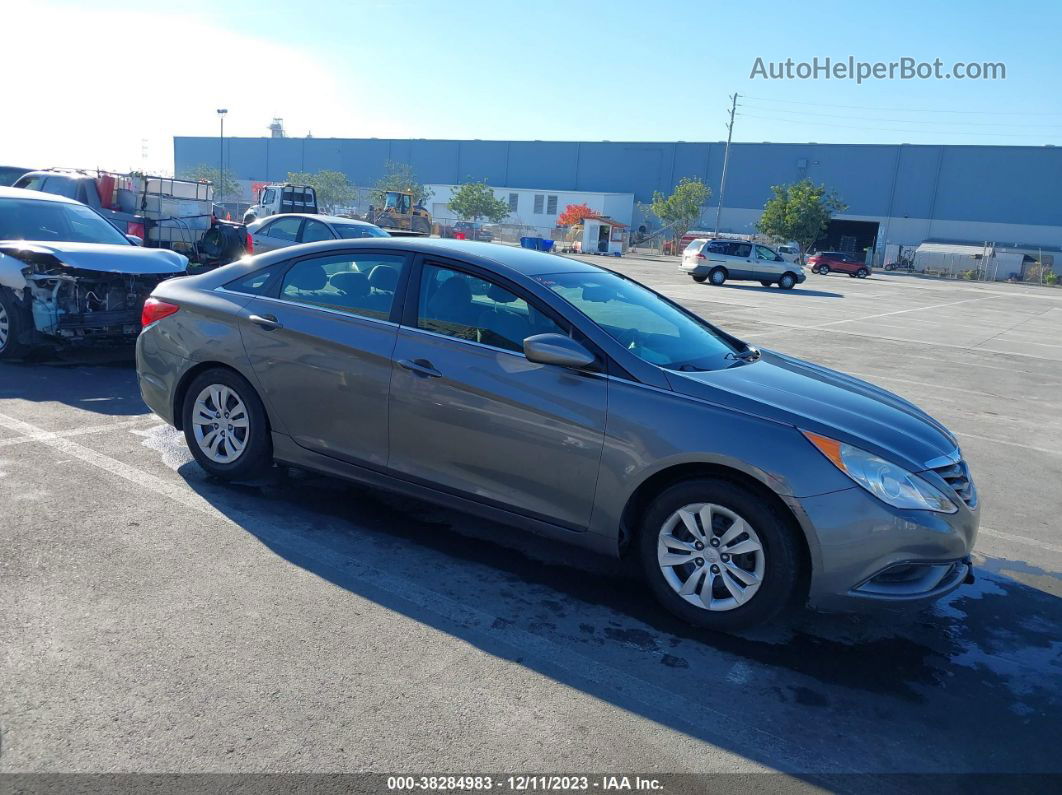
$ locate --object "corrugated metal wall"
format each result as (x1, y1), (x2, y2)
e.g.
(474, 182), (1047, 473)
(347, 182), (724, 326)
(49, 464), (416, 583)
(174, 137), (1062, 228)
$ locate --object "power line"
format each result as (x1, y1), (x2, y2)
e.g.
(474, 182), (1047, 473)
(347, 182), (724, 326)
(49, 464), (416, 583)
(740, 103), (1062, 128)
(742, 94), (1062, 116)
(735, 112), (1061, 138)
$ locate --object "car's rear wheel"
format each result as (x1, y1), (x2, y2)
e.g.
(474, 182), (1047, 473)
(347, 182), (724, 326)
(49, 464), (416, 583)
(639, 479), (801, 630)
(778, 272), (797, 290)
(0, 288), (30, 360)
(692, 274), (708, 283)
(708, 267), (727, 286)
(759, 280), (772, 287)
(182, 368), (272, 480)
(816, 265), (830, 275)
(857, 268), (869, 278)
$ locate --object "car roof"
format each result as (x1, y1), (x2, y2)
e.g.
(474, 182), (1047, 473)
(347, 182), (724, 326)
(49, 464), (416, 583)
(257, 213), (379, 227)
(245, 237), (602, 277)
(0, 185), (80, 204)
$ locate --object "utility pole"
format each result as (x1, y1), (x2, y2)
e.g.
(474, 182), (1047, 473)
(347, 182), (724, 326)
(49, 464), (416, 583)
(216, 108), (228, 205)
(714, 93), (739, 236)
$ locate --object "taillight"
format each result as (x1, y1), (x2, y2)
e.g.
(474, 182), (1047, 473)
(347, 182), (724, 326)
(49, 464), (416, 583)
(127, 221), (146, 238)
(141, 298), (179, 328)
(245, 231), (254, 254)
(696, 253), (706, 259)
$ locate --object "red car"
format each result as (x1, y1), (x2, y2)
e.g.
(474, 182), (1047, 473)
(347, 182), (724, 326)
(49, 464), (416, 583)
(807, 251), (871, 278)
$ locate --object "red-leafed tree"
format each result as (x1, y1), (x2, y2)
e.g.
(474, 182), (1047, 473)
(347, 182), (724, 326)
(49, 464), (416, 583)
(557, 202), (596, 227)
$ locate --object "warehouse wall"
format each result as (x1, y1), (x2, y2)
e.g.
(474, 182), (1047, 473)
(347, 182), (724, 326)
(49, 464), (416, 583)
(174, 137), (1062, 231)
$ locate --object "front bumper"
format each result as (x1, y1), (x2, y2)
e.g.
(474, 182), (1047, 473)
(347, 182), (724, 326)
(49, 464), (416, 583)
(788, 484), (979, 611)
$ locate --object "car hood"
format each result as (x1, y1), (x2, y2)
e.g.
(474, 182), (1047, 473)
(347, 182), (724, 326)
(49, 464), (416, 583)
(664, 349), (957, 472)
(0, 241), (188, 274)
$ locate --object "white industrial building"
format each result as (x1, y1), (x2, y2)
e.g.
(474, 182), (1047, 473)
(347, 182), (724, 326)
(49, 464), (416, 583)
(425, 184), (634, 230)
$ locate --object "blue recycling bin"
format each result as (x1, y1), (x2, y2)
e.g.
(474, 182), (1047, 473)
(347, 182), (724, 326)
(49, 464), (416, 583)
(538, 239), (555, 252)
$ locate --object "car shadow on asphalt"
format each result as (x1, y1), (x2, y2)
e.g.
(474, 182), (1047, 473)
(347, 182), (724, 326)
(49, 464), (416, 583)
(714, 284), (845, 298)
(0, 348), (146, 418)
(171, 456), (1062, 780)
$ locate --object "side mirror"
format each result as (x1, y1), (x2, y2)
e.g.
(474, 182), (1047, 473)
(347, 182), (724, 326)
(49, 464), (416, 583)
(126, 234), (144, 246)
(523, 333), (595, 369)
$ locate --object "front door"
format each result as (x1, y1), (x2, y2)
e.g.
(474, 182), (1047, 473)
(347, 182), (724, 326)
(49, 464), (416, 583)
(753, 244), (785, 279)
(387, 261), (607, 529)
(239, 249), (408, 466)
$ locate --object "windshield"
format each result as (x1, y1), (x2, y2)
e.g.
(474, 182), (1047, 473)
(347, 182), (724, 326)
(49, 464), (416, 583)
(0, 198), (129, 245)
(535, 270), (742, 370)
(334, 223), (390, 239)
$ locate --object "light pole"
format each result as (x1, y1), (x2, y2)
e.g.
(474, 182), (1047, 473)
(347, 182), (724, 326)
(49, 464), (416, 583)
(216, 108), (228, 205)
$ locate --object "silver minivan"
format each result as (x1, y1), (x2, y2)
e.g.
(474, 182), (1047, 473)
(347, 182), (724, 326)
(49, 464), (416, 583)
(681, 239), (806, 289)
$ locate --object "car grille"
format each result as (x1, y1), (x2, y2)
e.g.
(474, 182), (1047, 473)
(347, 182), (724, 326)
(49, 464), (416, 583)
(931, 458), (976, 508)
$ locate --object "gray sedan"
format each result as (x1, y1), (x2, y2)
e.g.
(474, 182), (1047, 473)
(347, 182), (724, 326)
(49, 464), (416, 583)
(136, 239), (978, 630)
(248, 213), (388, 253)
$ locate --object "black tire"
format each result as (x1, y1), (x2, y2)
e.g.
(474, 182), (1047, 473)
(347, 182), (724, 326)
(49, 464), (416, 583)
(857, 268), (869, 279)
(638, 478), (802, 631)
(778, 272), (797, 290)
(817, 265), (830, 275)
(181, 367), (273, 480)
(884, 264), (895, 271)
(759, 280), (773, 287)
(692, 274), (708, 283)
(708, 267), (727, 286)
(0, 288), (31, 360)
(848, 272), (857, 278)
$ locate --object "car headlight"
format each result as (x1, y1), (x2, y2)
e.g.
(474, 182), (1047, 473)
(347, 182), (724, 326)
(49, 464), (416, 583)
(803, 431), (957, 513)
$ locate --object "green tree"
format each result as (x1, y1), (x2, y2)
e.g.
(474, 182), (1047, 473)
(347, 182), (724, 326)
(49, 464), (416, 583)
(447, 180), (511, 224)
(370, 161), (432, 207)
(286, 170), (357, 214)
(179, 164), (241, 203)
(644, 177), (711, 243)
(756, 179), (846, 259)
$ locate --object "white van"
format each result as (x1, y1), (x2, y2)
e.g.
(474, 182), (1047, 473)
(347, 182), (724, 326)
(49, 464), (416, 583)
(681, 239), (807, 289)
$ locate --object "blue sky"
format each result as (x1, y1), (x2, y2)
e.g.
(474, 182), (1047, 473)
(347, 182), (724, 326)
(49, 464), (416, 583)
(4, 0), (1060, 172)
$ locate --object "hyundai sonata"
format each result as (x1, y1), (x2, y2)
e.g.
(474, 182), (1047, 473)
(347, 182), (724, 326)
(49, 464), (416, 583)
(136, 239), (977, 630)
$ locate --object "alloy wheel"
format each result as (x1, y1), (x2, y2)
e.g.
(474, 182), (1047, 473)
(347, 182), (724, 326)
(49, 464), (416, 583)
(191, 384), (250, 464)
(656, 502), (765, 611)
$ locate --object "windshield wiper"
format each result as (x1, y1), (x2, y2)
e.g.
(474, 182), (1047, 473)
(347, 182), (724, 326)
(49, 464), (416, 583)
(725, 346), (761, 363)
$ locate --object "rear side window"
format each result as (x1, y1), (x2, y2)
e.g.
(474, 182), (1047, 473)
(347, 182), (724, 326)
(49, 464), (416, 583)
(278, 253), (406, 321)
(706, 241), (728, 254)
(225, 269), (275, 295)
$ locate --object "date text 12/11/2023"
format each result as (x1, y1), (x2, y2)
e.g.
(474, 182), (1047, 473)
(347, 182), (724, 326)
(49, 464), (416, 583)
(386, 775), (665, 791)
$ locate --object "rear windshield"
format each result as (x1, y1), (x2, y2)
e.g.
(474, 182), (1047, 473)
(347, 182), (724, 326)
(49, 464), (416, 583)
(684, 239), (706, 252)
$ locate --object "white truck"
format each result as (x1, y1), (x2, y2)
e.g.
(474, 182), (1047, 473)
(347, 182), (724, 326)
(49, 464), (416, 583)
(242, 183), (318, 224)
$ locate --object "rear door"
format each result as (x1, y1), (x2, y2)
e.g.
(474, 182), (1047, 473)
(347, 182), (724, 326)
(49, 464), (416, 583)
(387, 258), (607, 529)
(724, 242), (755, 279)
(238, 249), (410, 466)
(298, 218), (335, 244)
(252, 216), (303, 252)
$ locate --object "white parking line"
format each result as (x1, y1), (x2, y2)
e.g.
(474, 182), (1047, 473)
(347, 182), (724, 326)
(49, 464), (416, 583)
(953, 431), (1062, 457)
(979, 527), (1062, 556)
(0, 416), (158, 449)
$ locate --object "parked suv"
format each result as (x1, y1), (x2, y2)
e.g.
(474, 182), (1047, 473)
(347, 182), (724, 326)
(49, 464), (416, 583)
(681, 239), (806, 289)
(807, 251), (870, 278)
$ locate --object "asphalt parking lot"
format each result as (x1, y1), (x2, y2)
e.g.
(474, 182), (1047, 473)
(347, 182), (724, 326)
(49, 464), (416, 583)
(1, 257), (1060, 786)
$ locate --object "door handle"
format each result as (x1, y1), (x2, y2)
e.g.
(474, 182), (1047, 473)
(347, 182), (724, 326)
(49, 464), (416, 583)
(397, 358), (442, 378)
(249, 313), (282, 330)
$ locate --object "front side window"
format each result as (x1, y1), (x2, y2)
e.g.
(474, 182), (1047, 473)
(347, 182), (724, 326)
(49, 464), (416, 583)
(0, 199), (129, 245)
(261, 188), (276, 205)
(265, 216), (302, 241)
(417, 264), (564, 353)
(279, 253), (405, 321)
(535, 271), (740, 371)
(755, 245), (778, 261)
(334, 223), (389, 239)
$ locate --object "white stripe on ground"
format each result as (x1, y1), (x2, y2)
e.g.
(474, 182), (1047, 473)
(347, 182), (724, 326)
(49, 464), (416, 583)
(0, 409), (859, 777)
(0, 416), (158, 449)
(952, 430), (1062, 457)
(978, 526), (1062, 556)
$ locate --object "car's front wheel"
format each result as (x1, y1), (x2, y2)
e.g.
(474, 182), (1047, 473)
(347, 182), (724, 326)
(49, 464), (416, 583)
(639, 479), (802, 630)
(778, 272), (797, 290)
(182, 368), (272, 480)
(816, 265), (830, 275)
(0, 288), (31, 360)
(857, 268), (869, 278)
